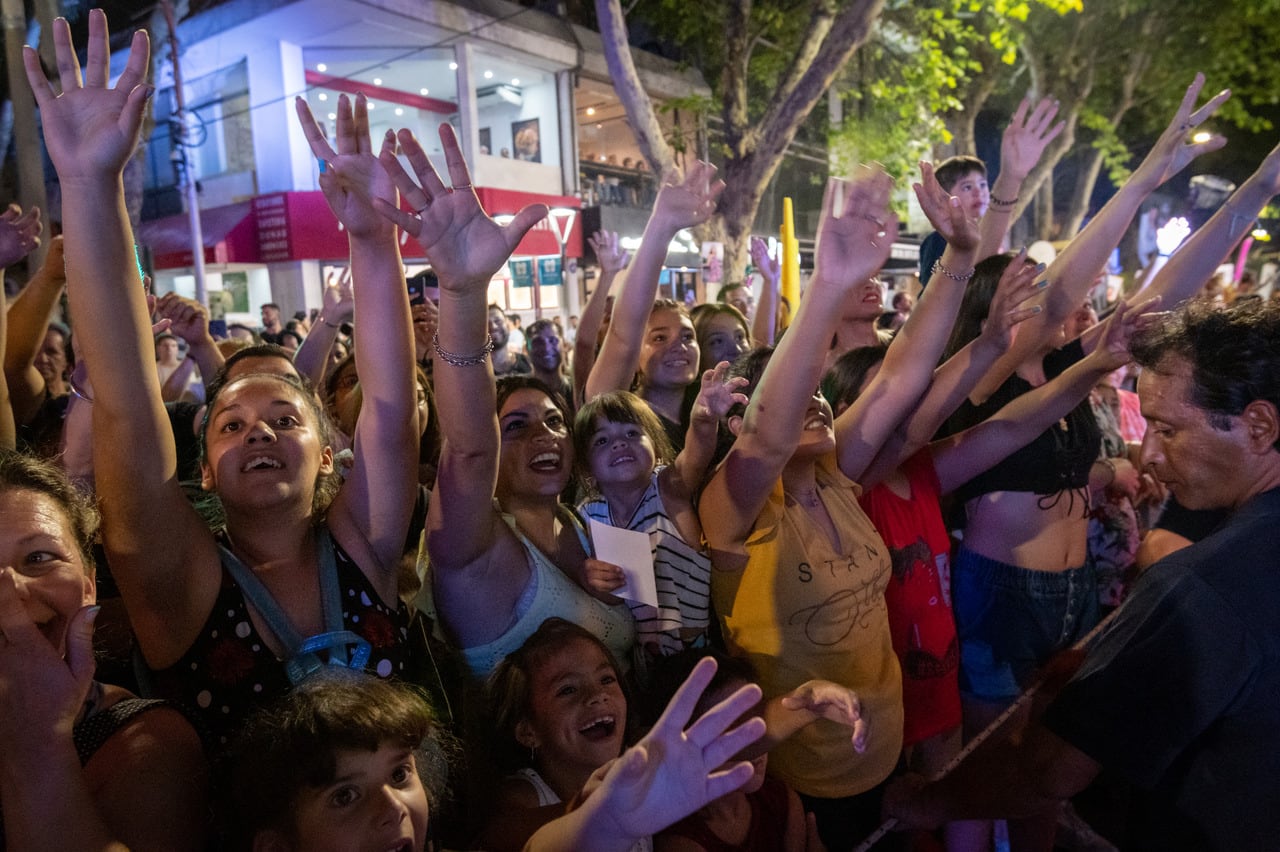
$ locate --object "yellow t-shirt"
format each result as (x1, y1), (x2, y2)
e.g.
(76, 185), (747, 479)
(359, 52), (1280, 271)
(713, 457), (903, 798)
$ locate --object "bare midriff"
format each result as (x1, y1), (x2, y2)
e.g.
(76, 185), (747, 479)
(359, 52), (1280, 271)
(962, 489), (1089, 571)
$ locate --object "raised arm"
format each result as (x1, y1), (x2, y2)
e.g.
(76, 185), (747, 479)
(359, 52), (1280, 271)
(293, 266), (353, 387)
(749, 236), (782, 346)
(0, 204), (42, 449)
(702, 169), (895, 554)
(976, 96), (1064, 262)
(25, 12), (222, 660)
(834, 161), (980, 484)
(931, 298), (1154, 495)
(585, 164), (723, 400)
(3, 229), (61, 425)
(988, 75), (1228, 383)
(294, 94), (417, 583)
(376, 124), (545, 576)
(1134, 138), (1280, 311)
(573, 231), (628, 405)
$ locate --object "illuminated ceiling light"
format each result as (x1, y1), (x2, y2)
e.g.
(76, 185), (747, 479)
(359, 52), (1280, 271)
(596, 123), (602, 129)
(449, 61), (458, 71)
(318, 93), (327, 101)
(367, 101), (375, 109)
(328, 113), (337, 120)
(599, 154), (606, 161)
(395, 107), (404, 116)
(1192, 131), (1212, 144)
(373, 77), (383, 86)
(586, 107), (595, 116)
(511, 78), (520, 86)
(317, 63), (327, 72)
(483, 70), (494, 79)
(419, 88), (429, 96)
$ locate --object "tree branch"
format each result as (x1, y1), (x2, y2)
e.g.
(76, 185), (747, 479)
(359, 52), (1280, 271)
(594, 0), (678, 177)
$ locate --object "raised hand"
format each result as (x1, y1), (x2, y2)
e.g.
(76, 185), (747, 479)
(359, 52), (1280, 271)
(1000, 95), (1066, 178)
(153, 292), (211, 345)
(779, 679), (868, 753)
(1087, 295), (1161, 373)
(1131, 73), (1230, 189)
(977, 249), (1047, 352)
(23, 10), (151, 181)
(813, 166), (897, 289)
(321, 266), (355, 324)
(914, 161), (979, 253)
(690, 361), (749, 424)
(589, 230), (630, 276)
(651, 161), (725, 232)
(750, 236), (780, 286)
(581, 657), (765, 840)
(376, 124), (546, 289)
(0, 204), (42, 267)
(295, 94), (396, 240)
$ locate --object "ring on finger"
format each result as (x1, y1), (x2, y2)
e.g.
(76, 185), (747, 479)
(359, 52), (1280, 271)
(451, 183), (473, 192)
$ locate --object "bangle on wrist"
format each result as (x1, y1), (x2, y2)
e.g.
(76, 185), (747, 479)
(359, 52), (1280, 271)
(70, 376), (94, 404)
(989, 194), (1018, 208)
(432, 332), (495, 367)
(932, 259), (975, 283)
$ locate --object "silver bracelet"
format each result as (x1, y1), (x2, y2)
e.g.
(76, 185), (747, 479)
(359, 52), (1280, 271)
(933, 259), (975, 283)
(432, 332), (495, 367)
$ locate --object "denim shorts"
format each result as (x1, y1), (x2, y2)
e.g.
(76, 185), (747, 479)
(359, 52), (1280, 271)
(951, 546), (1099, 702)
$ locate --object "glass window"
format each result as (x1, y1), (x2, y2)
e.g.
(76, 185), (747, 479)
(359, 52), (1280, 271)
(471, 49), (559, 166)
(143, 59), (251, 192)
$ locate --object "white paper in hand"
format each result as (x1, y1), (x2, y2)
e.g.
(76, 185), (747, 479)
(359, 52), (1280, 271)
(588, 519), (659, 609)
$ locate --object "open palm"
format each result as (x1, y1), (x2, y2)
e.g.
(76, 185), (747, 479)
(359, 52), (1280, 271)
(295, 94), (396, 239)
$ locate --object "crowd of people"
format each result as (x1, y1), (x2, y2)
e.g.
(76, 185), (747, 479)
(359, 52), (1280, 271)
(2, 11), (1279, 852)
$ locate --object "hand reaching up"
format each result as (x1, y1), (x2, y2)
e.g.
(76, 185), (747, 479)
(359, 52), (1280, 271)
(0, 204), (41, 267)
(1000, 95), (1066, 179)
(23, 10), (151, 182)
(1131, 73), (1230, 189)
(976, 249), (1047, 352)
(1087, 295), (1161, 374)
(153, 292), (211, 346)
(651, 161), (726, 233)
(813, 166), (897, 289)
(376, 124), (546, 290)
(589, 230), (630, 276)
(690, 361), (749, 425)
(322, 266), (355, 324)
(914, 161), (979, 254)
(750, 236), (780, 288)
(295, 94), (396, 240)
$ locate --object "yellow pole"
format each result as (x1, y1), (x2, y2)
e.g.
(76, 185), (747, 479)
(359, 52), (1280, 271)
(781, 197), (800, 313)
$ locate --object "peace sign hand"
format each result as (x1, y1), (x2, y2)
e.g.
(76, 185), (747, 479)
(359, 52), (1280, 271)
(376, 124), (546, 290)
(1132, 73), (1229, 189)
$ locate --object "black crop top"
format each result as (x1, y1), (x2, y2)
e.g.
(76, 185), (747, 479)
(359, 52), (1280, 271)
(946, 338), (1101, 502)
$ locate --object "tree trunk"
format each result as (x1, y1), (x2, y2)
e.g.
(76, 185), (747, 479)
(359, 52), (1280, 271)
(1060, 146), (1107, 238)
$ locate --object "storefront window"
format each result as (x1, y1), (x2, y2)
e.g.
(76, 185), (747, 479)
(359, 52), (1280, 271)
(470, 49), (560, 168)
(300, 46), (459, 159)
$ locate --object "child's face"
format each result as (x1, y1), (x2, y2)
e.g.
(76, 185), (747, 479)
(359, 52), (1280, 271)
(517, 637), (627, 777)
(586, 416), (657, 491)
(949, 170), (990, 220)
(287, 745), (428, 852)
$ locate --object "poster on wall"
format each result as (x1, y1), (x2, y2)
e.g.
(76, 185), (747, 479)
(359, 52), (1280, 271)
(479, 127), (492, 155)
(511, 117), (541, 163)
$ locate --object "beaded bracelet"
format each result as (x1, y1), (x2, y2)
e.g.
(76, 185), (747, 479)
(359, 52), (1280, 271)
(432, 332), (495, 367)
(932, 259), (975, 283)
(990, 193), (1018, 208)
